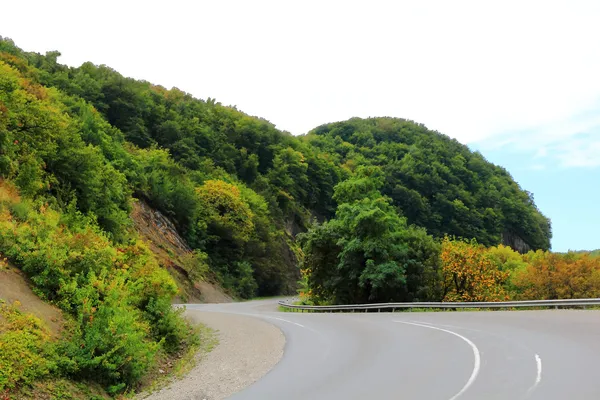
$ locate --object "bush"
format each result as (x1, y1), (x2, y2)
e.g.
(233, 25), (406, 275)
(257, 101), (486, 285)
(0, 183), (195, 393)
(440, 237), (509, 302)
(0, 301), (57, 392)
(233, 261), (258, 299)
(65, 273), (159, 394)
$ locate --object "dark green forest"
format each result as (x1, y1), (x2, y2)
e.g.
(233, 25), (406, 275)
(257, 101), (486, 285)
(0, 37), (553, 396)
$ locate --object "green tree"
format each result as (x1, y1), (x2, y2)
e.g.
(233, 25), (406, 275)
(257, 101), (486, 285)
(300, 170), (440, 304)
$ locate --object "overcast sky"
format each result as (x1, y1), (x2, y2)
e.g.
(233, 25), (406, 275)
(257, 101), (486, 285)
(3, 0), (600, 251)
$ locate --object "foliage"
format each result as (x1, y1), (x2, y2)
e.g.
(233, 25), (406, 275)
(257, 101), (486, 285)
(300, 172), (440, 304)
(440, 237), (509, 302)
(0, 58), (132, 241)
(0, 182), (193, 393)
(0, 36), (314, 301)
(0, 37), (554, 306)
(308, 118), (552, 251)
(512, 251), (600, 300)
(0, 300), (57, 392)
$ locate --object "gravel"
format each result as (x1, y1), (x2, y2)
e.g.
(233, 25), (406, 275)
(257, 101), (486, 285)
(140, 311), (285, 400)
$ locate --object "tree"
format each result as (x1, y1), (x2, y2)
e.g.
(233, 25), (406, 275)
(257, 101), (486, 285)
(512, 251), (600, 300)
(440, 237), (509, 302)
(300, 170), (440, 304)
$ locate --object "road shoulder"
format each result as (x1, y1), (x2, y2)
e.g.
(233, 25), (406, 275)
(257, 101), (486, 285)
(139, 311), (285, 400)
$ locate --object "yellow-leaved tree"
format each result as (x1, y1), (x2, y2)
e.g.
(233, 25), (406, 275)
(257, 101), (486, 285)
(441, 237), (509, 302)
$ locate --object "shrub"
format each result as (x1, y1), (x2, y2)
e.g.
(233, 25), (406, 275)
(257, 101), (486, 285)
(0, 182), (195, 393)
(0, 301), (57, 392)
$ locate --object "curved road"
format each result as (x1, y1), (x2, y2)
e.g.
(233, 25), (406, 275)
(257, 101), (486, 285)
(185, 300), (600, 400)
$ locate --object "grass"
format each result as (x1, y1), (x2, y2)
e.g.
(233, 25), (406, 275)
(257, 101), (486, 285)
(15, 379), (109, 400)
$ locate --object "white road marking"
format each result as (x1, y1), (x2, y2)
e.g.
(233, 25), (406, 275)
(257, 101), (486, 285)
(263, 315), (306, 328)
(535, 354), (542, 385)
(526, 354), (543, 396)
(395, 320), (481, 400)
(409, 320), (544, 397)
(244, 312), (325, 334)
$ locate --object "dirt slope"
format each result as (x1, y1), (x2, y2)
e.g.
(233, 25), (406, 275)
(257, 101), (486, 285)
(0, 263), (65, 336)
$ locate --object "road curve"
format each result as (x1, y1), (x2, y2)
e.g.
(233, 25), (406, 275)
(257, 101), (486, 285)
(184, 300), (600, 400)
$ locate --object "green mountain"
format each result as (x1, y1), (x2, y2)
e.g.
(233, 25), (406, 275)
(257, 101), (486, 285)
(308, 118), (551, 251)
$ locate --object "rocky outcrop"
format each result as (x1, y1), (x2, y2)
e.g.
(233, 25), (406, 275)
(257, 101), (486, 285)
(131, 199), (232, 303)
(502, 231), (532, 254)
(131, 200), (192, 255)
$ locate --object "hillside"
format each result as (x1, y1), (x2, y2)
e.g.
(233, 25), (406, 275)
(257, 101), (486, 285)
(307, 118), (551, 251)
(0, 36), (556, 397)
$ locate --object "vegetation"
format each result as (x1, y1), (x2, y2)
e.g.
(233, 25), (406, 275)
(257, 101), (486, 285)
(0, 182), (196, 396)
(1, 36), (594, 397)
(299, 166), (440, 304)
(299, 234), (600, 305)
(0, 300), (56, 392)
(307, 118), (551, 251)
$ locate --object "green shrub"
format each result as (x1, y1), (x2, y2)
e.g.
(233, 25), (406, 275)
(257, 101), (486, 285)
(0, 301), (57, 391)
(144, 297), (198, 354)
(8, 200), (32, 221)
(0, 184), (196, 393)
(65, 273), (159, 394)
(233, 261), (258, 299)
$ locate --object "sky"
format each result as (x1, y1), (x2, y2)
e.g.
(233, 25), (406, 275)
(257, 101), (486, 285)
(2, 0), (599, 251)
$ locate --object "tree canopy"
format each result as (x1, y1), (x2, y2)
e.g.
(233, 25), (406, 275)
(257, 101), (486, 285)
(307, 118), (552, 251)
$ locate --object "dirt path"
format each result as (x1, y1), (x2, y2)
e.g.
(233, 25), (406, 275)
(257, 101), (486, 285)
(140, 311), (285, 400)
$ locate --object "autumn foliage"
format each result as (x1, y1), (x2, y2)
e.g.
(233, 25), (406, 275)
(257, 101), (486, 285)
(440, 237), (509, 302)
(512, 251), (600, 300)
(439, 238), (600, 303)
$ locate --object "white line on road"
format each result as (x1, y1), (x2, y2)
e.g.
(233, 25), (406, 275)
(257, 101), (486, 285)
(263, 315), (306, 328)
(395, 320), (481, 400)
(526, 354), (543, 396)
(535, 354), (542, 385)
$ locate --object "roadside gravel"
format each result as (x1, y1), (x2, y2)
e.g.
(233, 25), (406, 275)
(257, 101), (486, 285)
(140, 311), (285, 400)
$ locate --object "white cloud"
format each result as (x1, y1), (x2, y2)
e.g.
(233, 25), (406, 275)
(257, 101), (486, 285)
(555, 135), (600, 167)
(2, 0), (600, 143)
(477, 114), (600, 168)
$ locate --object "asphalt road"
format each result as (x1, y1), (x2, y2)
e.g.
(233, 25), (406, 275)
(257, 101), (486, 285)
(185, 300), (600, 400)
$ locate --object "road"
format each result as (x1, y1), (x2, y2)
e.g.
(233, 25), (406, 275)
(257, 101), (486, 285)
(185, 299), (600, 400)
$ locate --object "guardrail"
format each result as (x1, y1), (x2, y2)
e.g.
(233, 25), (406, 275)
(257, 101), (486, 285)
(277, 298), (600, 312)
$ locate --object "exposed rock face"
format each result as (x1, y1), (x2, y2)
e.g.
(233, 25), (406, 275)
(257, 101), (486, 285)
(502, 231), (532, 254)
(132, 199), (192, 255)
(131, 199), (232, 303)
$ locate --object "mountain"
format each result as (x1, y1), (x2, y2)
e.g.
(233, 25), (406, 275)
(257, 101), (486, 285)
(307, 118), (551, 251)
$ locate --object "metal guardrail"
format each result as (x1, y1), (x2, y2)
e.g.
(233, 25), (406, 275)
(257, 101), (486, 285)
(277, 298), (600, 312)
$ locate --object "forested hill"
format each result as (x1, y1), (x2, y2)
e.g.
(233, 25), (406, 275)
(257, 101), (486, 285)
(307, 119), (552, 251)
(0, 36), (550, 303)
